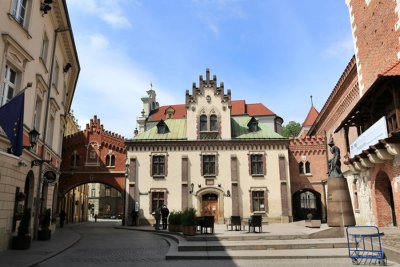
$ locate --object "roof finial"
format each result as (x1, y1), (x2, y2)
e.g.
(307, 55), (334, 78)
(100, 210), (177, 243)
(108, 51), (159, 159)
(310, 95), (313, 107)
(150, 82), (153, 90)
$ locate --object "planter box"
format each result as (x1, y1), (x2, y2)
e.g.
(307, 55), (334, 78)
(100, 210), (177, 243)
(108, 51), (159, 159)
(305, 220), (321, 228)
(168, 224), (182, 232)
(12, 235), (31, 250)
(182, 226), (196, 236)
(38, 229), (51, 240)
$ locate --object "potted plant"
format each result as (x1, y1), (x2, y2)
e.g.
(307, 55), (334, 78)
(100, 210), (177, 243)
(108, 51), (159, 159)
(181, 208), (196, 236)
(38, 209), (52, 240)
(12, 208), (31, 249)
(168, 211), (182, 232)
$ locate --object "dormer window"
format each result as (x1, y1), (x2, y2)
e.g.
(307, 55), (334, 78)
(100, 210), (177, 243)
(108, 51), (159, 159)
(157, 120), (169, 134)
(200, 114), (207, 132)
(248, 117), (259, 132)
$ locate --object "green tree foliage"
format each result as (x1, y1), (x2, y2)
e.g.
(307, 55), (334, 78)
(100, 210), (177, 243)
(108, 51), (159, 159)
(282, 121), (301, 137)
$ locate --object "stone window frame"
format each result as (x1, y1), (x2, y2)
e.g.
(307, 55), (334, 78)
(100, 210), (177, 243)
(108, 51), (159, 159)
(105, 152), (116, 168)
(150, 152), (168, 178)
(248, 151), (266, 177)
(200, 152), (218, 177)
(9, 0), (33, 29)
(249, 187), (268, 213)
(299, 156), (312, 176)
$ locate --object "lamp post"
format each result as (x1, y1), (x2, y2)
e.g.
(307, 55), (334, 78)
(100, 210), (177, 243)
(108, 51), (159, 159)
(33, 27), (70, 239)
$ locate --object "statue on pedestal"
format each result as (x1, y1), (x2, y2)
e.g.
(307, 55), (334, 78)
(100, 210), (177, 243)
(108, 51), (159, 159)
(327, 139), (344, 178)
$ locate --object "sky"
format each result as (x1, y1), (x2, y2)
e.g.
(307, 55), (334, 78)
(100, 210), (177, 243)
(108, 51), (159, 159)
(66, 0), (354, 138)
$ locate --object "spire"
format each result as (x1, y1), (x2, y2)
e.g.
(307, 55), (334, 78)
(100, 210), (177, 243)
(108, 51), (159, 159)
(310, 95), (313, 107)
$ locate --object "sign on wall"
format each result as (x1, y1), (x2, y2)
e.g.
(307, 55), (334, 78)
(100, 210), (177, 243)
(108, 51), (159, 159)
(350, 116), (388, 158)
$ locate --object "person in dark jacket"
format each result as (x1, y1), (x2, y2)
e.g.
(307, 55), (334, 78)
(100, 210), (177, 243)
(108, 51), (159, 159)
(59, 210), (66, 228)
(161, 205), (170, 230)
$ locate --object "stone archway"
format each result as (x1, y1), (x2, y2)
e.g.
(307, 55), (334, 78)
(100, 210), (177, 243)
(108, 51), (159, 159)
(292, 189), (322, 221)
(24, 171), (35, 211)
(375, 171), (397, 227)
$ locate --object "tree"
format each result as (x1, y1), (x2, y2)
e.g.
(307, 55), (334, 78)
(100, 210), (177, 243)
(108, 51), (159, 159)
(282, 121), (301, 137)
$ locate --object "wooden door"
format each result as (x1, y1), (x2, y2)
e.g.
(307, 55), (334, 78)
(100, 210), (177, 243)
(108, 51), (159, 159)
(201, 193), (218, 221)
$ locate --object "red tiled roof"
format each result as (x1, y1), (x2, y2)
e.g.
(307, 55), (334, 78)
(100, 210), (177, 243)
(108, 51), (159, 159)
(303, 106), (319, 127)
(246, 103), (275, 116)
(231, 100), (246, 115)
(380, 60), (400, 77)
(148, 104), (187, 121)
(148, 100), (275, 121)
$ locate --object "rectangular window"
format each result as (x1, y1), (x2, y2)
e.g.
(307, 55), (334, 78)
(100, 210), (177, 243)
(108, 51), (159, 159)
(1, 65), (18, 106)
(252, 191), (265, 212)
(152, 155), (165, 176)
(40, 32), (49, 65)
(33, 96), (43, 131)
(105, 187), (111, 197)
(250, 154), (263, 175)
(46, 114), (55, 147)
(11, 0), (28, 26)
(203, 155), (216, 176)
(151, 192), (164, 213)
(91, 189), (96, 197)
(53, 61), (60, 89)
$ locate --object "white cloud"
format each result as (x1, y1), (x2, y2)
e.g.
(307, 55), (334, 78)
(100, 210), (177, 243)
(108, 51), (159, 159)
(67, 0), (132, 29)
(324, 36), (354, 58)
(72, 33), (178, 138)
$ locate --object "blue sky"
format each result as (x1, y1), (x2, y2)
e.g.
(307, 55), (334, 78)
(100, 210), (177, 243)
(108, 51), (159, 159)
(67, 0), (354, 138)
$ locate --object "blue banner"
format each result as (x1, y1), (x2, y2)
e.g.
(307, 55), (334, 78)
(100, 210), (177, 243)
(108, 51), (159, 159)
(0, 92), (25, 156)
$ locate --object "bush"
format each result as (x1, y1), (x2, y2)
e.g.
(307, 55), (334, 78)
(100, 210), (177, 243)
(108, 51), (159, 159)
(181, 208), (196, 226)
(168, 211), (182, 225)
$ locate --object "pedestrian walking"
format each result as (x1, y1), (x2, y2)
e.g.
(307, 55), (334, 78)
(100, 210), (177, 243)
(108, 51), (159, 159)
(59, 210), (66, 228)
(131, 209), (138, 226)
(154, 207), (161, 230)
(161, 205), (169, 230)
(94, 214), (98, 222)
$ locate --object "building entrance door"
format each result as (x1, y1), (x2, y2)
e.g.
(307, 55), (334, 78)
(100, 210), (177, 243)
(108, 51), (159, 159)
(201, 193), (218, 221)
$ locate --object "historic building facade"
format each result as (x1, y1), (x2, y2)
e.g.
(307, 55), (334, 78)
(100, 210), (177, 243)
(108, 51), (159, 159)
(307, 0), (400, 228)
(125, 69), (291, 225)
(60, 116), (126, 224)
(0, 0), (79, 250)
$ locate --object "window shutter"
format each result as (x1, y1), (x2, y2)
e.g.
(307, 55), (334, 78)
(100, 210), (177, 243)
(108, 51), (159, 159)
(264, 189), (268, 213)
(150, 155), (154, 177)
(248, 154), (251, 176)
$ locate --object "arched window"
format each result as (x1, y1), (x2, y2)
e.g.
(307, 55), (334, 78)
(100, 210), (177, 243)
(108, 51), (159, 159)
(200, 114), (207, 132)
(157, 120), (169, 134)
(305, 161), (311, 174)
(247, 117), (259, 132)
(106, 155), (110, 166)
(210, 114), (217, 131)
(299, 162), (304, 174)
(111, 155), (115, 166)
(300, 191), (316, 209)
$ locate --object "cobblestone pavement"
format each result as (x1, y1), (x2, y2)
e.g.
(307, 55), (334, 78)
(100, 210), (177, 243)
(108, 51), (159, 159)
(381, 227), (400, 251)
(37, 221), (400, 267)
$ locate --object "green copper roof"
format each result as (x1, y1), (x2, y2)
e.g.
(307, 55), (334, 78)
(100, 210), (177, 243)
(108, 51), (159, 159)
(231, 116), (285, 139)
(134, 119), (187, 140)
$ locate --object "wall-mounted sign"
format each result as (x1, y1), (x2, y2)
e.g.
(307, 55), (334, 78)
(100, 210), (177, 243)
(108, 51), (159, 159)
(43, 171), (57, 184)
(350, 116), (388, 158)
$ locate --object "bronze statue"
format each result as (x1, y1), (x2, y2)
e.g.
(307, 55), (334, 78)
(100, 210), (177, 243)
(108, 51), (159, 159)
(327, 139), (344, 178)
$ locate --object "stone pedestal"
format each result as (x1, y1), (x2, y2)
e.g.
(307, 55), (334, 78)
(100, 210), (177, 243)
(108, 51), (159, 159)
(327, 178), (356, 227)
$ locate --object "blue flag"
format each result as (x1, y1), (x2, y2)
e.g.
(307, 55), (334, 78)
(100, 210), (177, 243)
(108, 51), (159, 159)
(0, 92), (24, 156)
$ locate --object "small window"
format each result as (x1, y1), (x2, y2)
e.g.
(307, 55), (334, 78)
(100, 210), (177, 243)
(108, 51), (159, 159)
(111, 155), (115, 166)
(200, 114), (207, 132)
(250, 154), (263, 175)
(1, 65), (18, 106)
(33, 95), (43, 131)
(53, 61), (60, 89)
(91, 189), (96, 197)
(105, 186), (111, 197)
(248, 117), (259, 132)
(157, 120), (169, 134)
(11, 0), (29, 27)
(210, 114), (217, 131)
(202, 155), (216, 176)
(151, 191), (164, 213)
(299, 162), (304, 174)
(70, 153), (80, 168)
(300, 191), (316, 209)
(252, 191), (265, 211)
(152, 155), (165, 176)
(40, 32), (49, 65)
(305, 161), (311, 174)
